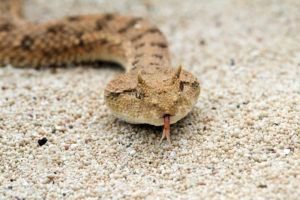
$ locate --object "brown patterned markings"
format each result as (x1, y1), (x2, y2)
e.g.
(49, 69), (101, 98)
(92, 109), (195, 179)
(73, 31), (94, 49)
(149, 62), (159, 66)
(131, 33), (144, 42)
(152, 54), (163, 59)
(150, 42), (167, 48)
(99, 38), (109, 45)
(0, 22), (15, 32)
(132, 60), (139, 66)
(103, 13), (115, 21)
(118, 17), (142, 34)
(77, 34), (85, 46)
(135, 42), (146, 49)
(131, 27), (162, 42)
(20, 35), (34, 50)
(134, 53), (144, 59)
(147, 27), (162, 34)
(41, 49), (54, 57)
(95, 19), (105, 31)
(46, 24), (66, 34)
(75, 31), (84, 38)
(66, 16), (81, 22)
(94, 14), (115, 31)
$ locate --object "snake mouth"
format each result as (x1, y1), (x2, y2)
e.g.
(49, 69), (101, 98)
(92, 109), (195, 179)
(161, 113), (176, 124)
(163, 114), (171, 121)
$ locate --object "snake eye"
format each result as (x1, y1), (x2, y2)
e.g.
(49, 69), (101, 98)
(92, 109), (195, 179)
(135, 91), (144, 99)
(179, 81), (184, 92)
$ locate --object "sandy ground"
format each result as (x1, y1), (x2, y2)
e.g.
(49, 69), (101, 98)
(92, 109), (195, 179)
(0, 0), (300, 199)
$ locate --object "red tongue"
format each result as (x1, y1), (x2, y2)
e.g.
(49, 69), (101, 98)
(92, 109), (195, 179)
(160, 115), (171, 144)
(164, 115), (170, 132)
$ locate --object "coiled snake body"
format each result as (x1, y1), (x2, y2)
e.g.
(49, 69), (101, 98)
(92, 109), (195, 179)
(0, 0), (200, 143)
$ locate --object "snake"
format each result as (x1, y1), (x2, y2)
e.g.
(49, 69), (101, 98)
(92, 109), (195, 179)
(0, 0), (200, 143)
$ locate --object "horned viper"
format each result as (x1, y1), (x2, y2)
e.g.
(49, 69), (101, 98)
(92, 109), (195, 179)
(0, 0), (200, 143)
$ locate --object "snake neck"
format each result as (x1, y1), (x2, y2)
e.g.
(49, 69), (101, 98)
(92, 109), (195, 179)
(0, 0), (172, 71)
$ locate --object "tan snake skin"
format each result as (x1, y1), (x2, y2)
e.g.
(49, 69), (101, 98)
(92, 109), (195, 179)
(0, 0), (200, 143)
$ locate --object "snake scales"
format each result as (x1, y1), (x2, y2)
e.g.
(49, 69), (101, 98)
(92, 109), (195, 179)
(0, 0), (200, 143)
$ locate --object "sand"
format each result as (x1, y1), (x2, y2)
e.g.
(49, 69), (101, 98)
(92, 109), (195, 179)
(0, 0), (299, 199)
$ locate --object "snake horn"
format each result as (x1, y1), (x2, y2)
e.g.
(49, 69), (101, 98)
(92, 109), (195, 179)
(172, 65), (182, 83)
(137, 70), (146, 85)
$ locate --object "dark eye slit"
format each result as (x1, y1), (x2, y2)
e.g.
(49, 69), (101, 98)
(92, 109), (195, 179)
(179, 81), (184, 91)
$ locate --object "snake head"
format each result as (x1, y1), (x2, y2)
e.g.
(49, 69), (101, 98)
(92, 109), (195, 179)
(105, 66), (200, 126)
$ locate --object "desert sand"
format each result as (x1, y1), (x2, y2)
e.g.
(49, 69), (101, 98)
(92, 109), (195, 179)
(0, 0), (299, 199)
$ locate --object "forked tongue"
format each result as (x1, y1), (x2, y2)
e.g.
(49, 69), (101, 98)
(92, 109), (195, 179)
(160, 115), (171, 144)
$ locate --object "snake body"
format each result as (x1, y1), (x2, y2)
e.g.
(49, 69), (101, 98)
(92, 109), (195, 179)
(0, 0), (200, 142)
